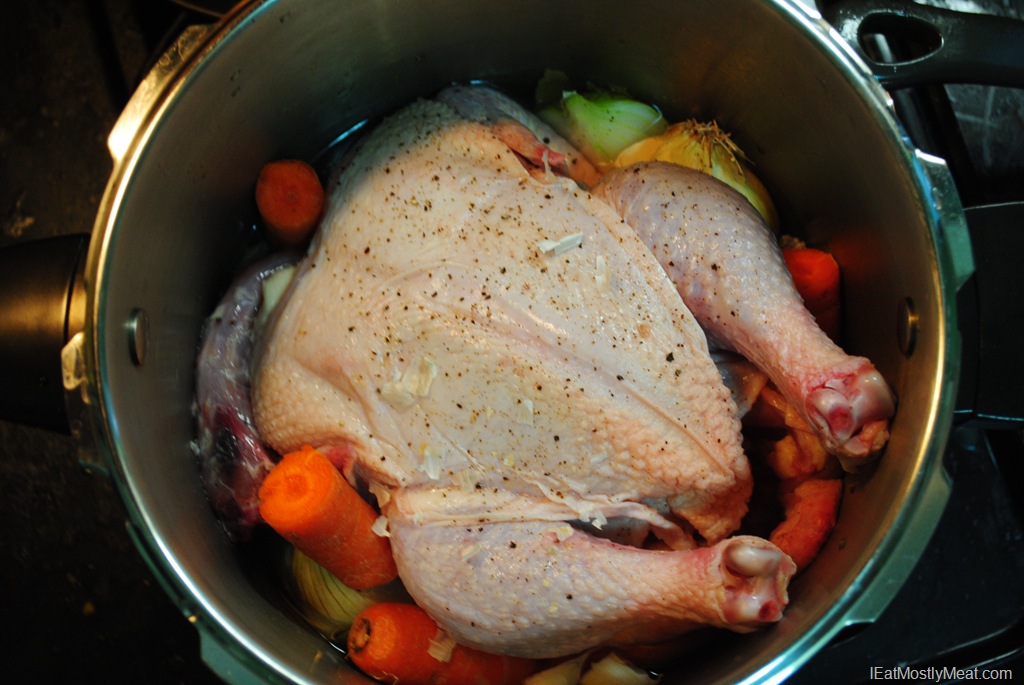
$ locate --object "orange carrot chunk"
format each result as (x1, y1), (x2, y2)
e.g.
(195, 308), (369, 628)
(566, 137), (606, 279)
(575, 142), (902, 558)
(782, 247), (841, 341)
(769, 477), (843, 571)
(255, 159), (325, 248)
(347, 603), (441, 683)
(347, 603), (538, 685)
(258, 445), (397, 590)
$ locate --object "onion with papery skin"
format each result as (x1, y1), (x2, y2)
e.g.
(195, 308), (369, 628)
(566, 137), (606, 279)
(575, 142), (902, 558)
(580, 653), (663, 685)
(538, 90), (668, 173)
(286, 548), (410, 641)
(615, 119), (779, 232)
(524, 651), (590, 685)
(525, 651), (661, 685)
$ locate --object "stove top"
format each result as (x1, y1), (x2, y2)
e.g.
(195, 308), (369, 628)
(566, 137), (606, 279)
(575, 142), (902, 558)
(790, 429), (1024, 683)
(1, 1), (1021, 683)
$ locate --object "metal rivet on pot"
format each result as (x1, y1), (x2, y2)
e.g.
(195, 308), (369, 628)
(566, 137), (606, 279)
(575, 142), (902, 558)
(897, 297), (918, 357)
(127, 308), (150, 367)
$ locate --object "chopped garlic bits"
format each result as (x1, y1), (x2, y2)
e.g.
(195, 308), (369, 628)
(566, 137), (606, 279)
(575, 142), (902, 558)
(381, 354), (439, 410)
(427, 630), (457, 662)
(595, 254), (609, 290)
(515, 397), (535, 426)
(460, 542), (484, 562)
(536, 231), (584, 256)
(551, 524), (575, 542)
(417, 443), (444, 480)
(371, 515), (391, 538)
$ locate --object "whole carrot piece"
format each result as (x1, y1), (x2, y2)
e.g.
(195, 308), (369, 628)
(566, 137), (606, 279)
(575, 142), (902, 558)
(782, 247), (841, 341)
(258, 445), (397, 590)
(347, 602), (537, 685)
(255, 158), (325, 248)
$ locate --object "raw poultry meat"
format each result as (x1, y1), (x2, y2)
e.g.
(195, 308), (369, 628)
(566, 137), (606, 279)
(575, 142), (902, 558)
(249, 86), (796, 657)
(390, 514), (793, 656)
(593, 163), (896, 465)
(193, 251), (298, 540)
(252, 95), (753, 545)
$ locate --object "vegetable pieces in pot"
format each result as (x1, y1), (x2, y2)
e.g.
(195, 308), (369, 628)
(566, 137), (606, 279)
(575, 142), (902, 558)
(743, 385), (845, 572)
(258, 445), (398, 590)
(614, 120), (779, 232)
(525, 651), (664, 685)
(347, 602), (539, 685)
(782, 246), (842, 342)
(535, 72), (778, 231)
(194, 79), (863, 683)
(286, 548), (411, 641)
(255, 158), (325, 249)
(535, 70), (668, 175)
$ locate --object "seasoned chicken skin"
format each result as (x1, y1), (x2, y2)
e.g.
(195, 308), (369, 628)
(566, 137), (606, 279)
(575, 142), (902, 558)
(594, 163), (896, 464)
(251, 88), (793, 657)
(390, 514), (793, 656)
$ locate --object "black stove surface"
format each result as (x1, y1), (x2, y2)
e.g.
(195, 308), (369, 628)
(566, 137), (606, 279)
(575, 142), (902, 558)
(1, 2), (222, 682)
(789, 429), (1024, 683)
(1, 1), (1022, 683)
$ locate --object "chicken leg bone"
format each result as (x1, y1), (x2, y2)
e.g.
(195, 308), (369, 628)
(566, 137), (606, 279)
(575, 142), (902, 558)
(593, 162), (896, 465)
(387, 495), (796, 658)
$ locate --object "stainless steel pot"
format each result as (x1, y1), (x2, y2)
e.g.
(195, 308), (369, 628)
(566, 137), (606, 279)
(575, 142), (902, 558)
(3, 0), (1020, 682)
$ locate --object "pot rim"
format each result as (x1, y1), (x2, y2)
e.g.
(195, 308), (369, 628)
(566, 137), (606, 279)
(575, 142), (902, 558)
(77, 1), (970, 682)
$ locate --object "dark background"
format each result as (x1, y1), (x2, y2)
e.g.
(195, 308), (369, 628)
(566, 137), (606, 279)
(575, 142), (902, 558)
(1, 1), (1022, 684)
(0, 2), (222, 682)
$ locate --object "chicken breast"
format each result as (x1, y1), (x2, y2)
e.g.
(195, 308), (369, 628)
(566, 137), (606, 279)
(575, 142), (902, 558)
(251, 88), (793, 657)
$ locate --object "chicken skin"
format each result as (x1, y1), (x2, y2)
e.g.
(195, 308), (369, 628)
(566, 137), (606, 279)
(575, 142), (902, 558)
(594, 162), (895, 465)
(249, 87), (796, 657)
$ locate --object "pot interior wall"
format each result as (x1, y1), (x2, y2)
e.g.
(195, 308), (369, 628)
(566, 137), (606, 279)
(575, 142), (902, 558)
(89, 0), (953, 682)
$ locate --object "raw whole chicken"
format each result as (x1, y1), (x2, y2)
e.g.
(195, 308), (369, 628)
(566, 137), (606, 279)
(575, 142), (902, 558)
(246, 85), (800, 658)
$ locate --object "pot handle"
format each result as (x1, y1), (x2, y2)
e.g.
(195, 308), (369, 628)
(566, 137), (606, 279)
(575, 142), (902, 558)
(916, 153), (1024, 429)
(823, 0), (1024, 88)
(0, 234), (89, 434)
(953, 203), (1024, 428)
